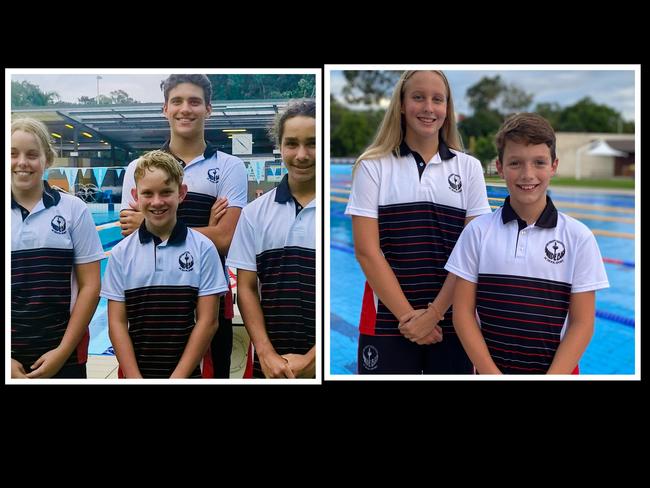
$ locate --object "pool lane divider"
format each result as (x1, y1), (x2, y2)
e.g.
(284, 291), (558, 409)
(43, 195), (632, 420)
(331, 239), (635, 327)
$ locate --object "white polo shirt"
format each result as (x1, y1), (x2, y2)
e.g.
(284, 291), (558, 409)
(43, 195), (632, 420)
(345, 139), (491, 336)
(445, 196), (609, 374)
(226, 175), (315, 375)
(11, 182), (105, 367)
(120, 141), (247, 319)
(120, 142), (248, 224)
(101, 220), (228, 378)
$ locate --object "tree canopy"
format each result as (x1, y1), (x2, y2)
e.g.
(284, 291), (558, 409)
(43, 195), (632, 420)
(332, 72), (633, 162)
(11, 80), (60, 107)
(207, 74), (315, 100)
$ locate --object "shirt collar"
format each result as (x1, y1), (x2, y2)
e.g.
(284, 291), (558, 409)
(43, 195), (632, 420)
(160, 140), (217, 167)
(138, 219), (188, 245)
(11, 180), (61, 209)
(396, 134), (455, 161)
(274, 174), (293, 203)
(501, 195), (558, 229)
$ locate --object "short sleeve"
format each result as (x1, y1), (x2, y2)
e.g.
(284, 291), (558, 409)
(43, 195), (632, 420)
(465, 156), (491, 218)
(218, 156), (248, 208)
(225, 208), (257, 271)
(100, 246), (125, 301)
(199, 237), (229, 296)
(70, 199), (105, 264)
(119, 158), (138, 211)
(571, 231), (610, 293)
(444, 218), (482, 283)
(345, 160), (380, 219)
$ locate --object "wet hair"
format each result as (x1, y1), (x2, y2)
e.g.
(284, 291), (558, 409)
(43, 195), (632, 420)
(354, 70), (462, 171)
(134, 150), (184, 187)
(495, 112), (556, 162)
(268, 99), (316, 147)
(11, 117), (57, 167)
(160, 74), (212, 105)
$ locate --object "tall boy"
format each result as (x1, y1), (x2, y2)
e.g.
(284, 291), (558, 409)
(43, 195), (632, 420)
(103, 150), (227, 378)
(119, 74), (247, 377)
(445, 113), (609, 374)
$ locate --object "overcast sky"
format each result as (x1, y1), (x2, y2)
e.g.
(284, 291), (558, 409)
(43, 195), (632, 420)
(9, 67), (637, 121)
(11, 73), (166, 103)
(9, 68), (314, 105)
(329, 67), (637, 121)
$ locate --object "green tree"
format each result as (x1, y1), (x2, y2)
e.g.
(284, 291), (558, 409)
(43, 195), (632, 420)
(330, 97), (384, 157)
(556, 97), (626, 133)
(473, 135), (497, 168)
(11, 80), (60, 107)
(467, 76), (504, 111)
(341, 70), (401, 105)
(534, 102), (562, 129)
(501, 84), (534, 113)
(207, 74), (315, 100)
(458, 109), (502, 141)
(109, 89), (138, 104)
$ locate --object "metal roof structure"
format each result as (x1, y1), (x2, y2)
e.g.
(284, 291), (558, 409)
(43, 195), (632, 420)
(12, 98), (294, 157)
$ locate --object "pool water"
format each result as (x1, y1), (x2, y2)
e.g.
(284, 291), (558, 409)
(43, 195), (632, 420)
(330, 164), (636, 375)
(88, 206), (122, 355)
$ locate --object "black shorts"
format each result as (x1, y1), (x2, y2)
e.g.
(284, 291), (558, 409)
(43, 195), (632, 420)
(358, 333), (473, 374)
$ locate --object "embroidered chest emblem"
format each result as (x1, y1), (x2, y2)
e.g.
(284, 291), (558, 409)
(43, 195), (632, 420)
(544, 240), (566, 264)
(448, 174), (462, 193)
(51, 215), (67, 234)
(207, 167), (220, 184)
(179, 251), (195, 271)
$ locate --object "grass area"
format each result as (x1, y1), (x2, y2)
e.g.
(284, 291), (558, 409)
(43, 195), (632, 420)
(484, 176), (634, 189)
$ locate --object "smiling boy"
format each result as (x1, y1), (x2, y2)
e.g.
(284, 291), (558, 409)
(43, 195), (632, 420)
(445, 113), (609, 374)
(102, 150), (227, 378)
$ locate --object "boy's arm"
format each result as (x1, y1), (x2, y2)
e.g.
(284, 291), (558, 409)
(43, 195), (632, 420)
(547, 291), (595, 374)
(171, 294), (219, 378)
(193, 206), (242, 256)
(283, 346), (316, 379)
(119, 207), (144, 237)
(237, 269), (295, 378)
(119, 162), (143, 237)
(453, 275), (501, 374)
(26, 261), (101, 378)
(194, 159), (248, 256)
(352, 216), (416, 323)
(108, 299), (142, 378)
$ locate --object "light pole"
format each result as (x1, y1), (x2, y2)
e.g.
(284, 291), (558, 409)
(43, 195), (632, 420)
(96, 75), (102, 104)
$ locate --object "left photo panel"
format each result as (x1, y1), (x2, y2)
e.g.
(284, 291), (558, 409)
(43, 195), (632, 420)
(7, 69), (321, 384)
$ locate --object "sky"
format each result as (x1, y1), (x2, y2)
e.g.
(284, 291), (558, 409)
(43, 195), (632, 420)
(329, 67), (637, 121)
(9, 67), (637, 121)
(11, 73), (172, 104)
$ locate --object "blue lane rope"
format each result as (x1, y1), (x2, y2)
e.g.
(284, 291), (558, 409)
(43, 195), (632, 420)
(596, 310), (635, 328)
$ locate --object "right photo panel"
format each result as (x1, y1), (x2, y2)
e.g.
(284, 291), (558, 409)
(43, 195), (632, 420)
(326, 65), (638, 380)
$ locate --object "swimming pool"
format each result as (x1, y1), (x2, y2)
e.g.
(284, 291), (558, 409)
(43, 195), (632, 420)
(329, 164), (636, 375)
(88, 205), (122, 356)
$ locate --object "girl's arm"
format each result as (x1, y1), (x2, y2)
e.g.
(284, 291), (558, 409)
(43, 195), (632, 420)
(26, 260), (100, 378)
(352, 215), (415, 323)
(399, 215), (480, 343)
(237, 269), (295, 378)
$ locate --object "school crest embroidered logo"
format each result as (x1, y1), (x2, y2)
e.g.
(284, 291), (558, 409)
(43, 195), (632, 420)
(448, 174), (462, 193)
(178, 251), (194, 271)
(362, 345), (379, 371)
(51, 215), (67, 234)
(207, 167), (220, 184)
(544, 240), (566, 264)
